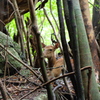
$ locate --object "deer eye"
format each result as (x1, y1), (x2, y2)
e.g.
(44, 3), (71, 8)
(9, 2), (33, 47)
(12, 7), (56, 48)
(49, 49), (52, 51)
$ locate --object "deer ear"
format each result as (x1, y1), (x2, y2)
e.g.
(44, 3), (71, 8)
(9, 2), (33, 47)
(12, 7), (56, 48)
(54, 43), (60, 49)
(41, 43), (46, 48)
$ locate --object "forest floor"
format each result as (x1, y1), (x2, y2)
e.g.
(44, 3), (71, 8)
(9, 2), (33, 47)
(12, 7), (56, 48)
(0, 69), (75, 100)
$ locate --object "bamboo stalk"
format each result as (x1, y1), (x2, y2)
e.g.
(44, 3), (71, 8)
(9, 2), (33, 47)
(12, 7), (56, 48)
(11, 0), (25, 60)
(27, 0), (54, 100)
(67, 0), (85, 100)
(56, 0), (78, 97)
(62, 0), (73, 48)
(79, 0), (100, 82)
(72, 0), (100, 99)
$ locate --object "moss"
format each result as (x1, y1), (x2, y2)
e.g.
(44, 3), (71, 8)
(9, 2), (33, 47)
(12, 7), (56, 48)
(0, 31), (22, 75)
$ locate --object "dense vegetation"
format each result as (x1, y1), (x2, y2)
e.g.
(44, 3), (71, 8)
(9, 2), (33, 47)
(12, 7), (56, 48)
(0, 0), (100, 100)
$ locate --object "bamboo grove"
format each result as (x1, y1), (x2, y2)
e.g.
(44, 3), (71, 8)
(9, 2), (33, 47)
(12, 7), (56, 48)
(0, 0), (100, 100)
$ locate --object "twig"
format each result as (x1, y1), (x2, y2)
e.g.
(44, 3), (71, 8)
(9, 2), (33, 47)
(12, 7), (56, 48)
(19, 66), (92, 100)
(88, 1), (100, 11)
(39, 16), (45, 32)
(62, 69), (73, 100)
(8, 0), (15, 22)
(43, 6), (62, 52)
(57, 90), (68, 100)
(0, 43), (43, 83)
(43, 8), (56, 34)
(8, 62), (41, 86)
(0, 20), (5, 26)
(50, 0), (59, 30)
(0, 79), (8, 100)
(2, 80), (26, 84)
(7, 91), (14, 100)
(52, 84), (62, 100)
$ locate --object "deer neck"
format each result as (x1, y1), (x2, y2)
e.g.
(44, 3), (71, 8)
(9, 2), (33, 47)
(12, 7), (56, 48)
(48, 55), (56, 68)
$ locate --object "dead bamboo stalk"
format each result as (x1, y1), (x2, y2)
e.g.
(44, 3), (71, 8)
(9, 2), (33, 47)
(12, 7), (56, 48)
(27, 0), (54, 100)
(11, 0), (25, 59)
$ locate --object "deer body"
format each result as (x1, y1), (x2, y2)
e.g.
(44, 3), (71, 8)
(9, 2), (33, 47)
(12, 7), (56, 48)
(42, 43), (64, 77)
(51, 58), (64, 77)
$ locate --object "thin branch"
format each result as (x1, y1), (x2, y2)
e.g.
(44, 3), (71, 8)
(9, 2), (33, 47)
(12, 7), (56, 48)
(8, 62), (40, 86)
(52, 84), (62, 100)
(62, 69), (73, 100)
(11, 0), (26, 59)
(0, 79), (8, 100)
(19, 66), (92, 100)
(0, 43), (43, 83)
(43, 8), (56, 35)
(88, 1), (100, 11)
(50, 0), (59, 30)
(43, 7), (62, 51)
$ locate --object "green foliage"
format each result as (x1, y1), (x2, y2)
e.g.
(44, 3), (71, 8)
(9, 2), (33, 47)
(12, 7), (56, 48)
(89, 0), (94, 18)
(6, 0), (94, 46)
(6, 19), (17, 38)
(24, 12), (30, 21)
(36, 0), (59, 45)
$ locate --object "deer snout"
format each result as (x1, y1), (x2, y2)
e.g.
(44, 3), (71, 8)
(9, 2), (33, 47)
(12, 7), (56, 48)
(42, 50), (51, 58)
(42, 51), (46, 57)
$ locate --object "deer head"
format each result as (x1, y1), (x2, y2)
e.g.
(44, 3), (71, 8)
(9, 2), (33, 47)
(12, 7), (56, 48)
(42, 43), (60, 68)
(42, 43), (60, 58)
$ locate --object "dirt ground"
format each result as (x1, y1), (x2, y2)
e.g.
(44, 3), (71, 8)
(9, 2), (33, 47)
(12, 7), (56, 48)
(0, 70), (75, 100)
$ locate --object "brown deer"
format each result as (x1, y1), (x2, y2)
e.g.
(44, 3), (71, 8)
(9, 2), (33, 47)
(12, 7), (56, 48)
(42, 43), (74, 77)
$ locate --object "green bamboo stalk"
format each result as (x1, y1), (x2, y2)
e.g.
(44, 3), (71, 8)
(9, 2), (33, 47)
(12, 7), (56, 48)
(72, 0), (100, 99)
(62, 0), (73, 49)
(66, 0), (85, 100)
(27, 0), (54, 100)
(56, 0), (78, 97)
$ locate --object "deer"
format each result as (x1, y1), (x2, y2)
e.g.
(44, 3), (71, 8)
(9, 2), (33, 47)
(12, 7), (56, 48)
(42, 43), (74, 78)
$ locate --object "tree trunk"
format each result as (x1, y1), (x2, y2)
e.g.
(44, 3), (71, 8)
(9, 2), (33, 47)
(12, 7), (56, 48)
(72, 0), (100, 99)
(79, 0), (100, 83)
